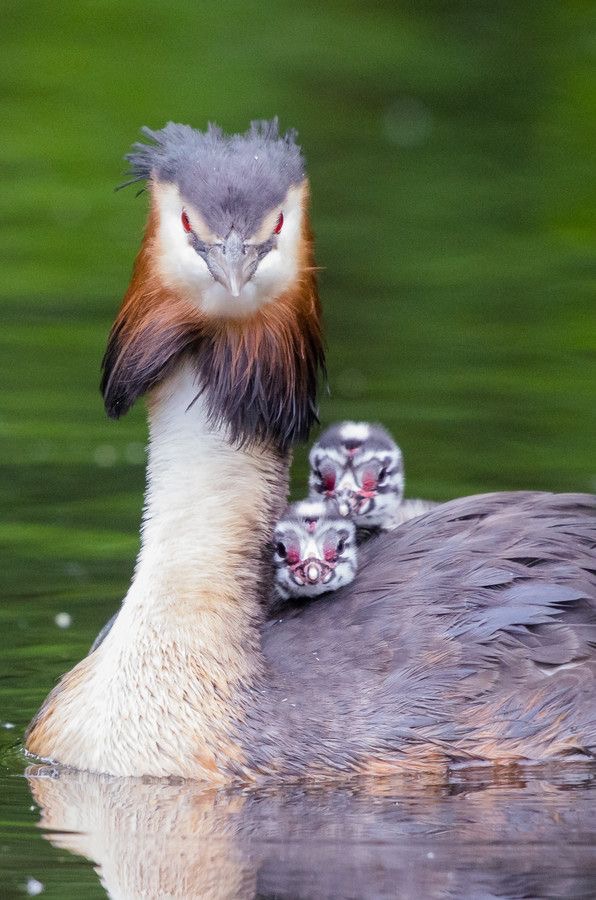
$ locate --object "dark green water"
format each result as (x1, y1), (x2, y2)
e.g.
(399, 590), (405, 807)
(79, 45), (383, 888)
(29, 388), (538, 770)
(1, 2), (594, 897)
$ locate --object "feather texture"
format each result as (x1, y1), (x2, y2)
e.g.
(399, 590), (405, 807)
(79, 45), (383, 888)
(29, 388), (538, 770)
(123, 118), (304, 238)
(243, 491), (596, 776)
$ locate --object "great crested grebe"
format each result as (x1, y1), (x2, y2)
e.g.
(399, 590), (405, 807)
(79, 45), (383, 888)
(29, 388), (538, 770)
(309, 421), (437, 532)
(272, 499), (357, 602)
(26, 120), (595, 780)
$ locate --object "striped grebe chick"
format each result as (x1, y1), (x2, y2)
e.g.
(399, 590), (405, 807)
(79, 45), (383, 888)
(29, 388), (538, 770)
(309, 420), (436, 532)
(272, 500), (357, 602)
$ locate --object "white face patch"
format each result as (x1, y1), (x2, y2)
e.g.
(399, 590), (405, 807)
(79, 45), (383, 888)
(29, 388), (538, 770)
(153, 181), (305, 319)
(339, 422), (371, 443)
(292, 499), (328, 520)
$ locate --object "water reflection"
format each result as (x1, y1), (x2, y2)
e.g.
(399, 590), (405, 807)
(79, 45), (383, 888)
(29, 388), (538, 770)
(27, 765), (596, 899)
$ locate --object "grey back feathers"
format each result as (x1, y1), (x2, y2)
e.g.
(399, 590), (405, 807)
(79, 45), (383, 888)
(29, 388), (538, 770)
(253, 491), (596, 771)
(125, 119), (305, 237)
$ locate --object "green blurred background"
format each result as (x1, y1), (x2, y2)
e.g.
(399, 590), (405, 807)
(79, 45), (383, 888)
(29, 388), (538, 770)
(1, 0), (595, 672)
(0, 1), (595, 892)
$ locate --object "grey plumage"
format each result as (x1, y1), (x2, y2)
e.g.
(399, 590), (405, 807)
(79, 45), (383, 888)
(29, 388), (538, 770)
(124, 118), (305, 237)
(238, 491), (596, 774)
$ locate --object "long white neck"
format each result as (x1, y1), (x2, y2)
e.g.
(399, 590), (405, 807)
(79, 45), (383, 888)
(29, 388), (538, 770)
(27, 360), (289, 778)
(132, 360), (282, 629)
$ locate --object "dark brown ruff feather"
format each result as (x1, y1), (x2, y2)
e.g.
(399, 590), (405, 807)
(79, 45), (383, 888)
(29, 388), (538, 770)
(101, 192), (325, 451)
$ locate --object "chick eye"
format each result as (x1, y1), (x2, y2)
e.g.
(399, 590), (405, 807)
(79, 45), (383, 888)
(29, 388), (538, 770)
(337, 539), (345, 554)
(361, 472), (377, 493)
(273, 212), (284, 235)
(322, 471), (336, 493)
(275, 542), (287, 558)
(378, 467), (387, 483)
(181, 210), (192, 234)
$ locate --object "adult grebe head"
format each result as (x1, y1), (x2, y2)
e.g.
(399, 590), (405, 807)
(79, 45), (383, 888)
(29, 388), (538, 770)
(101, 118), (324, 451)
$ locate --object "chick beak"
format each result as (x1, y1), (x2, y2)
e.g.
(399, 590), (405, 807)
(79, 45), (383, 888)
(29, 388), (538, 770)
(338, 499), (352, 518)
(305, 561), (322, 584)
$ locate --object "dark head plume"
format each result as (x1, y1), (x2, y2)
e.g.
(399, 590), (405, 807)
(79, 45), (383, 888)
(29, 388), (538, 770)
(122, 118), (305, 238)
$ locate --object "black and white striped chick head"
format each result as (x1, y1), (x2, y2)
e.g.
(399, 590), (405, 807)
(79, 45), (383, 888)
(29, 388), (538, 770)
(308, 421), (404, 529)
(272, 500), (357, 601)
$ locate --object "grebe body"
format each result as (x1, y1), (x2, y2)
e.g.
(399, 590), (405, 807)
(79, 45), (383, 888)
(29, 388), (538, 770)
(26, 121), (596, 780)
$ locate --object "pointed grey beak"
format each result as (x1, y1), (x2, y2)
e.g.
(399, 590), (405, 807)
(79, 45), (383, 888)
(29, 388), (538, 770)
(206, 230), (258, 297)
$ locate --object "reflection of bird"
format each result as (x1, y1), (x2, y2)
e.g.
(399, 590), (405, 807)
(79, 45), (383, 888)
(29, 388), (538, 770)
(26, 121), (596, 781)
(27, 763), (596, 900)
(272, 500), (357, 601)
(308, 421), (436, 531)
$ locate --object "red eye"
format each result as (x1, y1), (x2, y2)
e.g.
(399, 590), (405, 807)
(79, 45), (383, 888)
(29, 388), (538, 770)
(323, 472), (336, 493)
(273, 212), (283, 235)
(181, 210), (192, 233)
(361, 472), (377, 493)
